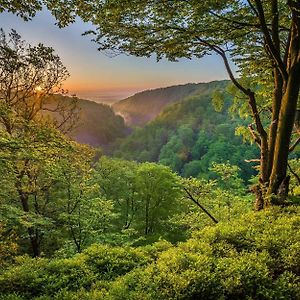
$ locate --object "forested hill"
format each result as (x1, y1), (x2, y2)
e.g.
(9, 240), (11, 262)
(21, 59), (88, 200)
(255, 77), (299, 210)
(113, 80), (259, 182)
(48, 95), (128, 147)
(113, 81), (229, 126)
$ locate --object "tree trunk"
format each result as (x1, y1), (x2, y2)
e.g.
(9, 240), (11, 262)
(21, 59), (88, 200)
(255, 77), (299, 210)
(145, 198), (150, 235)
(267, 69), (283, 179)
(253, 185), (264, 211)
(18, 190), (40, 257)
(255, 9), (300, 209)
(267, 9), (300, 201)
(267, 62), (300, 203)
(28, 228), (40, 257)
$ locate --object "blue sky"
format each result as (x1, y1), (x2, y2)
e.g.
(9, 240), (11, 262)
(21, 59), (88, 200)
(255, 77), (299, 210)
(1, 9), (230, 102)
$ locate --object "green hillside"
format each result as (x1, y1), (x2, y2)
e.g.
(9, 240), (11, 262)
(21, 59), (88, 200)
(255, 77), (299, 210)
(113, 81), (259, 182)
(47, 95), (128, 147)
(70, 98), (127, 147)
(113, 82), (227, 126)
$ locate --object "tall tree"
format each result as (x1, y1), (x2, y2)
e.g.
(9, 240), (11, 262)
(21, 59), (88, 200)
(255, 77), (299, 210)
(0, 29), (78, 256)
(57, 153), (114, 253)
(135, 163), (181, 235)
(94, 157), (139, 230)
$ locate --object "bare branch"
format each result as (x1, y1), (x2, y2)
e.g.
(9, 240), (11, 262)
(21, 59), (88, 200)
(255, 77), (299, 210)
(289, 136), (300, 153)
(288, 163), (300, 185)
(245, 159), (260, 163)
(183, 187), (218, 224)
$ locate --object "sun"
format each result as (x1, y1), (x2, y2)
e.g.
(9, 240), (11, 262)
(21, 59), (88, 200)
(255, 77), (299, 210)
(35, 86), (43, 92)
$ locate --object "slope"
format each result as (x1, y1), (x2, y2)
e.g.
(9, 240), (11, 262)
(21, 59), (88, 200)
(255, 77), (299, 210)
(113, 81), (229, 126)
(46, 94), (128, 147)
(113, 80), (259, 182)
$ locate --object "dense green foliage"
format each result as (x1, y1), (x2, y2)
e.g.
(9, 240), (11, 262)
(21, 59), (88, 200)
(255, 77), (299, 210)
(113, 81), (259, 183)
(1, 207), (299, 300)
(93, 157), (183, 243)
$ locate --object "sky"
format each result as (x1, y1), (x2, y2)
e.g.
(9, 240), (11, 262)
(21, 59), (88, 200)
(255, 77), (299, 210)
(1, 9), (230, 103)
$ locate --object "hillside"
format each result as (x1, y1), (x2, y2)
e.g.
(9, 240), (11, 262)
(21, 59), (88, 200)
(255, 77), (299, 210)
(46, 95), (128, 147)
(113, 80), (259, 182)
(113, 81), (229, 126)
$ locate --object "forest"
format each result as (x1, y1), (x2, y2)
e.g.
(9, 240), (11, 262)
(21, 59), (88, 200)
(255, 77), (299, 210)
(1, 1), (300, 299)
(112, 80), (260, 182)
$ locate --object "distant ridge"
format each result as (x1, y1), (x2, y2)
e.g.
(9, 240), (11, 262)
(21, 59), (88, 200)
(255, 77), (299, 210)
(112, 81), (229, 126)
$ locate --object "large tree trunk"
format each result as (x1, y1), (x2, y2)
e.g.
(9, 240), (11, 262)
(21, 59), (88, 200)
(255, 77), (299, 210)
(253, 6), (300, 209)
(19, 192), (41, 257)
(267, 63), (300, 202)
(254, 70), (299, 209)
(266, 13), (300, 205)
(254, 67), (300, 209)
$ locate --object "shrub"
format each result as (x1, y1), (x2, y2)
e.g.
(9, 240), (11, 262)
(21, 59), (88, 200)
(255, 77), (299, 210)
(1, 207), (299, 299)
(81, 244), (151, 280)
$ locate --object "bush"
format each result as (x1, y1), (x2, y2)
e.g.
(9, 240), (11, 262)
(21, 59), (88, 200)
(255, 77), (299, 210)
(107, 207), (300, 300)
(80, 244), (151, 280)
(0, 256), (95, 298)
(0, 207), (299, 299)
(0, 242), (165, 299)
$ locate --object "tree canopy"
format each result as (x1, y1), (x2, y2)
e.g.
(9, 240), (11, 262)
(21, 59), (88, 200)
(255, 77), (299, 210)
(0, 29), (81, 256)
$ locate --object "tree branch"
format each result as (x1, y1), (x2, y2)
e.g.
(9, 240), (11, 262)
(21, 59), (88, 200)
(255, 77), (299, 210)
(246, 0), (259, 17)
(248, 123), (262, 148)
(245, 159), (260, 163)
(289, 136), (300, 152)
(248, 91), (268, 140)
(196, 37), (250, 96)
(288, 163), (300, 185)
(208, 10), (260, 29)
(183, 187), (218, 224)
(254, 0), (288, 81)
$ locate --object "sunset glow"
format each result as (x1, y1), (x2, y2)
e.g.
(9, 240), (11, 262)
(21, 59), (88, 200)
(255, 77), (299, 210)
(35, 86), (43, 92)
(1, 9), (230, 102)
